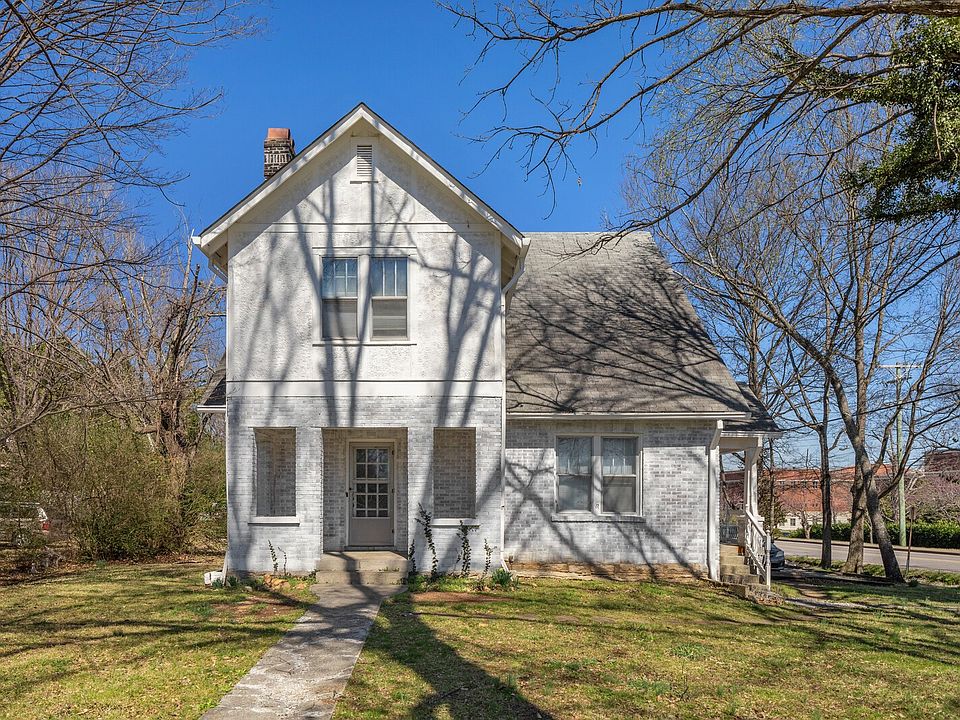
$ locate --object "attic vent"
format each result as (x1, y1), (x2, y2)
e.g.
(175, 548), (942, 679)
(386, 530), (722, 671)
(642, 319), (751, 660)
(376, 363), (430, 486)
(356, 144), (373, 180)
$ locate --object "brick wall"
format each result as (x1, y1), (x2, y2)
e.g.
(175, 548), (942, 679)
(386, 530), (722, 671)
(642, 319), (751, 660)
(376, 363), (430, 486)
(433, 428), (476, 518)
(254, 429), (297, 516)
(226, 395), (501, 574)
(504, 419), (714, 573)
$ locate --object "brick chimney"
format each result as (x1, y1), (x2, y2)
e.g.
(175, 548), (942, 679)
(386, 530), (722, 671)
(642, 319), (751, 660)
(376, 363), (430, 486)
(263, 128), (294, 179)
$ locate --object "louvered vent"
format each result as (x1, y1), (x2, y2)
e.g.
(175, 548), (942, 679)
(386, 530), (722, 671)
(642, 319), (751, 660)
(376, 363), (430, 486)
(356, 144), (373, 179)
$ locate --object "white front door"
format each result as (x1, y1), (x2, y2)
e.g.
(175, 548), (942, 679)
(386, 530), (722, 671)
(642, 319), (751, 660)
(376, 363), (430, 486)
(348, 445), (393, 547)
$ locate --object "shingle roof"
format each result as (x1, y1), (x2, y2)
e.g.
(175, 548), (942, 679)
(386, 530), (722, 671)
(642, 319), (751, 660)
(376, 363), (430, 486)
(724, 383), (781, 434)
(505, 232), (756, 417)
(196, 357), (226, 410)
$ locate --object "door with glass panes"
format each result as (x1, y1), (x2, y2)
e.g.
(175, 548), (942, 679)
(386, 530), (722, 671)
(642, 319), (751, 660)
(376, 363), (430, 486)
(348, 445), (393, 547)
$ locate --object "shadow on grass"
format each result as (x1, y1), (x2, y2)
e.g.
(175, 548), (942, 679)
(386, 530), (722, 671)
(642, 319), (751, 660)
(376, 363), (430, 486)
(351, 592), (553, 720)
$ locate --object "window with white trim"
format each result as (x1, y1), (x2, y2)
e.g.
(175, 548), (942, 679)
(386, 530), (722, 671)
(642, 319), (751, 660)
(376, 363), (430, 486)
(371, 257), (408, 339)
(321, 258), (359, 339)
(601, 437), (639, 514)
(556, 436), (592, 512)
(556, 434), (642, 515)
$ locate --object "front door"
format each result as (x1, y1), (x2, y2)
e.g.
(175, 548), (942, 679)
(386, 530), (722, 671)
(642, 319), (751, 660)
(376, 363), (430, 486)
(348, 445), (393, 547)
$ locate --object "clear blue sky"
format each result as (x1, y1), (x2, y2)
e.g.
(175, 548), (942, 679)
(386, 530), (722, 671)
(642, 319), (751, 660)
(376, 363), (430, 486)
(149, 2), (637, 241)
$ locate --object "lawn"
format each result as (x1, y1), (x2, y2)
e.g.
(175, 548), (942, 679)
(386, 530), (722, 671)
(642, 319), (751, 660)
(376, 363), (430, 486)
(0, 558), (314, 719)
(335, 576), (960, 720)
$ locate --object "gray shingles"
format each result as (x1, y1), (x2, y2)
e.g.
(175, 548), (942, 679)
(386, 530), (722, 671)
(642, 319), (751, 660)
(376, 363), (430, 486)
(506, 232), (754, 417)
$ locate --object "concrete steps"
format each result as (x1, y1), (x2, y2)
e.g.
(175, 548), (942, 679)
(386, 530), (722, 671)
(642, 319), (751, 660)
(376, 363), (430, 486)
(312, 551), (409, 587)
(719, 543), (763, 589)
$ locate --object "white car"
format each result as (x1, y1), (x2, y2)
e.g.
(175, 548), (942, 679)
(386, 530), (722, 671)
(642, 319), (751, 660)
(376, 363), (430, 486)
(0, 502), (50, 547)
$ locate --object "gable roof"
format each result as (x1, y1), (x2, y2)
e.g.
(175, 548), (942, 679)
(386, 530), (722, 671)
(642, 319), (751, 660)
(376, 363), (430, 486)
(194, 103), (525, 267)
(505, 232), (758, 418)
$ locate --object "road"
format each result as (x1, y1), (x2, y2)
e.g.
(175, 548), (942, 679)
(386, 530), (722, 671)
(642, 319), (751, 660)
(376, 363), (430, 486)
(776, 539), (960, 573)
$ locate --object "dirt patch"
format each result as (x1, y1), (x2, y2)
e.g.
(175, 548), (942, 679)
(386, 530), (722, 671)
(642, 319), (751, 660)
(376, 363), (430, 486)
(213, 596), (300, 620)
(412, 591), (510, 604)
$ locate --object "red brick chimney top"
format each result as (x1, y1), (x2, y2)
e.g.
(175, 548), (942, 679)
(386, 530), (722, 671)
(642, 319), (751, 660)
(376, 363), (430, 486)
(266, 127), (291, 140)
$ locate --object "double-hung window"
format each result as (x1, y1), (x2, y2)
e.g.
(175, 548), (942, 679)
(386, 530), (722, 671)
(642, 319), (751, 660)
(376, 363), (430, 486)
(556, 435), (641, 515)
(371, 257), (408, 339)
(556, 436), (593, 512)
(601, 437), (639, 514)
(321, 258), (358, 339)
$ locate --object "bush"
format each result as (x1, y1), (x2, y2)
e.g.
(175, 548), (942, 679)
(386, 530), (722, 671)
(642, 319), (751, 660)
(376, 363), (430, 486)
(10, 413), (225, 559)
(796, 521), (960, 549)
(491, 567), (517, 590)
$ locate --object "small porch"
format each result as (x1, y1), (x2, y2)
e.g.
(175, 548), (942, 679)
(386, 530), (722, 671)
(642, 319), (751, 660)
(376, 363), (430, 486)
(719, 433), (774, 589)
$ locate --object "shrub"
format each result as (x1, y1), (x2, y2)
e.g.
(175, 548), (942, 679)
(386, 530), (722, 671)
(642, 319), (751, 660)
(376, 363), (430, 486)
(796, 521), (960, 548)
(491, 567), (516, 590)
(10, 413), (226, 559)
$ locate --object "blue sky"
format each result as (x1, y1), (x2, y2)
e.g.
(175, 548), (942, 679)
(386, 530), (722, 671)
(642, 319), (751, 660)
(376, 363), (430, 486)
(148, 2), (638, 241)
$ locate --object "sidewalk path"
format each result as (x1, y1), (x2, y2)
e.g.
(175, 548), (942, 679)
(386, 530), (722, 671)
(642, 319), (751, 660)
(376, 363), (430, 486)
(203, 584), (401, 719)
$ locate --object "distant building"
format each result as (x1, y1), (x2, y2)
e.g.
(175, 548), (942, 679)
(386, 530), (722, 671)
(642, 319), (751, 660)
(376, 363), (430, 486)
(722, 465), (897, 535)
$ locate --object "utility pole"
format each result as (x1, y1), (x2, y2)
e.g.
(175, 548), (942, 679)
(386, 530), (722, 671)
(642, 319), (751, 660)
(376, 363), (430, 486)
(881, 363), (920, 546)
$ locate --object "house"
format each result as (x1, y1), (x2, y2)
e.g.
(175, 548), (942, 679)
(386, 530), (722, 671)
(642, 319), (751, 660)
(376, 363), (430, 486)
(194, 104), (779, 581)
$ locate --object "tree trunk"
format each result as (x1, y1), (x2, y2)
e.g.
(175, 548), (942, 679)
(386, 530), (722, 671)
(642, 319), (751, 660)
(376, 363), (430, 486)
(819, 431), (832, 569)
(843, 469), (865, 573)
(864, 473), (904, 582)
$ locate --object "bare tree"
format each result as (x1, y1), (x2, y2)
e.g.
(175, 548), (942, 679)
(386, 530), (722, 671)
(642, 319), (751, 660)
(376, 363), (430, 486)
(443, 2), (957, 217)
(634, 115), (960, 581)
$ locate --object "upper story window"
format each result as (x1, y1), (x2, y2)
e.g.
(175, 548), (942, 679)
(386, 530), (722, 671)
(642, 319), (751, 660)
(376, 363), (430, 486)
(371, 257), (408, 339)
(321, 258), (358, 339)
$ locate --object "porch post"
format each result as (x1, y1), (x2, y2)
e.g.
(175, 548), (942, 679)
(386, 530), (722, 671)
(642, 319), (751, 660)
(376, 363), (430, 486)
(744, 446), (760, 518)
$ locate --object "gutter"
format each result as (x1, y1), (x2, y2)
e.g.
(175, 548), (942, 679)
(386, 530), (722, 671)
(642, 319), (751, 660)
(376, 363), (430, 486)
(191, 235), (227, 282)
(499, 238), (530, 572)
(508, 411), (748, 421)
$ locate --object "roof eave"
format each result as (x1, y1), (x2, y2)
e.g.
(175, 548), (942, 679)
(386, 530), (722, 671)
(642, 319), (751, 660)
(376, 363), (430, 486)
(195, 103), (524, 263)
(506, 411), (750, 421)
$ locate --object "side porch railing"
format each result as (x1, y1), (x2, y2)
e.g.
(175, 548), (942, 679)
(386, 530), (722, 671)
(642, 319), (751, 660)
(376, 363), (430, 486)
(743, 511), (771, 590)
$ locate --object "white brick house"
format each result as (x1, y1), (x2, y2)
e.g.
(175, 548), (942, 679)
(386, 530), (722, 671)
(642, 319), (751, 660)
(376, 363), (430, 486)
(195, 104), (778, 580)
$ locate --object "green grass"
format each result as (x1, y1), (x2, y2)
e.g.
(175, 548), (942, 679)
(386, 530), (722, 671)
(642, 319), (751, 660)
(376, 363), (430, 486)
(0, 560), (314, 719)
(335, 577), (960, 720)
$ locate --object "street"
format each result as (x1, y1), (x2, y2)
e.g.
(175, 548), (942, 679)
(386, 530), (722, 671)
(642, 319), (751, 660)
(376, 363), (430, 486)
(777, 538), (960, 573)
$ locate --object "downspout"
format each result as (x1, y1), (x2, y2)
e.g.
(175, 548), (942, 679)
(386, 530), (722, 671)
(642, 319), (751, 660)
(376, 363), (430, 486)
(499, 238), (529, 571)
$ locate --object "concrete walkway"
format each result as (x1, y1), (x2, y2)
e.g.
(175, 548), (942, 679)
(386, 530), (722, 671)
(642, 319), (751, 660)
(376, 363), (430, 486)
(203, 584), (402, 720)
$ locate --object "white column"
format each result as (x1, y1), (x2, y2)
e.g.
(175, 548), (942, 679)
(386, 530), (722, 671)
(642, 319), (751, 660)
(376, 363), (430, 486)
(744, 446), (759, 518)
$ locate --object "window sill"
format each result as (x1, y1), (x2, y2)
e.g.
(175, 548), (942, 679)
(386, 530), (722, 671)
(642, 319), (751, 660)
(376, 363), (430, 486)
(313, 339), (416, 346)
(248, 516), (301, 526)
(551, 512), (645, 524)
(430, 518), (479, 528)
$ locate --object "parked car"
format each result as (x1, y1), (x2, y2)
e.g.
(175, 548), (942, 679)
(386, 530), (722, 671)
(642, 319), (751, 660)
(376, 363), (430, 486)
(770, 541), (785, 570)
(0, 502), (50, 547)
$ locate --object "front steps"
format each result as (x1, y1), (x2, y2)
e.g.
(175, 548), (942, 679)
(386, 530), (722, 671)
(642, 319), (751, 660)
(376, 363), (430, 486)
(720, 544), (762, 589)
(313, 550), (409, 586)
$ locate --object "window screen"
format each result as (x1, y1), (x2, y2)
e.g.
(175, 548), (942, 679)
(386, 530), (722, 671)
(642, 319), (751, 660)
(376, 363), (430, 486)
(556, 437), (592, 512)
(371, 257), (408, 339)
(321, 258), (358, 339)
(601, 437), (638, 514)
